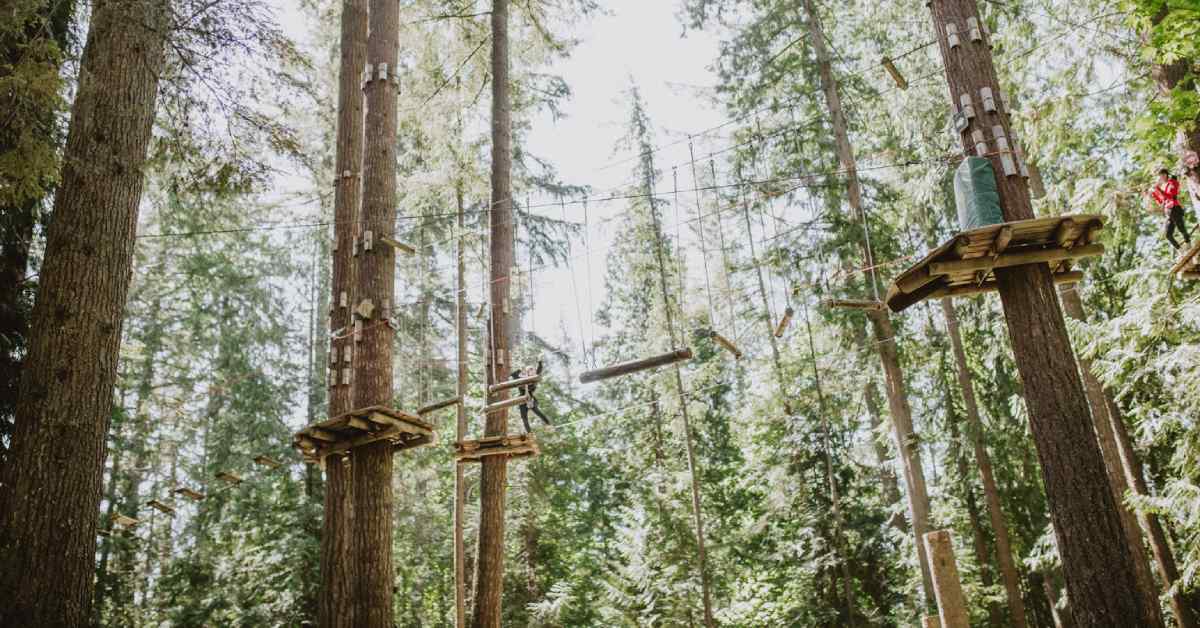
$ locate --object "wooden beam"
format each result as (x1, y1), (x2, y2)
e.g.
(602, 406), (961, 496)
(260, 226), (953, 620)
(146, 499), (176, 515)
(881, 56), (908, 89)
(823, 298), (884, 311)
(253, 454), (282, 469)
(215, 471), (243, 485)
(346, 416), (373, 431)
(708, 330), (743, 360)
(417, 396), (462, 416)
(173, 487), (205, 501)
(773, 307), (794, 338)
(112, 514), (139, 528)
(488, 374), (540, 395)
(482, 395), (528, 414)
(990, 225), (1014, 255)
(580, 348), (693, 384)
(1054, 218), (1077, 249)
(928, 244), (1103, 276)
(380, 234), (415, 254)
(897, 265), (936, 294)
(307, 427), (339, 442)
(932, 271), (1083, 299)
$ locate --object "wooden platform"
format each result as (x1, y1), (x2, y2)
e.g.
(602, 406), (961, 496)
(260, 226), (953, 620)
(454, 433), (540, 463)
(112, 513), (139, 528)
(886, 215), (1104, 313)
(146, 499), (175, 515)
(253, 454), (283, 469)
(293, 405), (436, 463)
(1171, 240), (1200, 279)
(173, 487), (205, 501)
(215, 471), (243, 485)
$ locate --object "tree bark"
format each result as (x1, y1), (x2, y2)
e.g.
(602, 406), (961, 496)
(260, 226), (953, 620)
(472, 1), (515, 625)
(1059, 285), (1198, 628)
(927, 2), (1162, 625)
(321, 0), (367, 625)
(351, 0), (400, 623)
(801, 0), (937, 608)
(941, 298), (1027, 626)
(0, 0), (168, 624)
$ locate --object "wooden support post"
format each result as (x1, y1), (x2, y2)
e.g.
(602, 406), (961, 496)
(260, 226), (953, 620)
(927, 1), (1162, 624)
(924, 530), (970, 628)
(579, 348), (693, 384)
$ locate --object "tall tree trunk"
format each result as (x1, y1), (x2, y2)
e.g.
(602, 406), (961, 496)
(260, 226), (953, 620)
(926, 2), (1162, 625)
(940, 299), (1027, 626)
(321, 0), (367, 625)
(1059, 285), (1199, 627)
(0, 0), (168, 623)
(472, 1), (516, 625)
(352, 0), (400, 623)
(800, 0), (937, 608)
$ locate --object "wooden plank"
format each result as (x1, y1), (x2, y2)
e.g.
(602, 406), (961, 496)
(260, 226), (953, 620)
(991, 225), (1014, 255)
(146, 499), (176, 515)
(314, 422), (437, 460)
(482, 395), (528, 414)
(709, 330), (743, 360)
(931, 271), (1083, 299)
(253, 454), (283, 469)
(454, 434), (539, 462)
(928, 244), (1104, 276)
(417, 396), (463, 415)
(773, 307), (794, 338)
(365, 411), (434, 436)
(580, 348), (693, 384)
(173, 487), (205, 501)
(1171, 240), (1200, 277)
(1053, 218), (1077, 249)
(112, 514), (139, 528)
(346, 416), (374, 432)
(380, 234), (416, 254)
(216, 471), (243, 485)
(823, 298), (884, 311)
(488, 375), (540, 395)
(307, 427), (339, 442)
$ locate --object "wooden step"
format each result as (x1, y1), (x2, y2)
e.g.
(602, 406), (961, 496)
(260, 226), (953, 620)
(146, 499), (176, 515)
(173, 487), (205, 502)
(215, 471), (243, 485)
(253, 454), (283, 469)
(454, 433), (540, 463)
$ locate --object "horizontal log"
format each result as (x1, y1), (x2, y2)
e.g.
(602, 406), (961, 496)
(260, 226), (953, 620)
(932, 271), (1083, 299)
(709, 331), (743, 360)
(580, 348), (693, 384)
(417, 396), (462, 416)
(488, 374), (541, 395)
(483, 395), (528, 414)
(928, 244), (1104, 276)
(253, 455), (282, 469)
(823, 298), (884, 311)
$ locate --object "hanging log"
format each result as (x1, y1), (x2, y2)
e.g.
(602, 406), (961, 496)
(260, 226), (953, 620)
(417, 396), (462, 416)
(215, 471), (243, 485)
(173, 487), (205, 501)
(487, 374), (540, 395)
(579, 348), (693, 384)
(253, 454), (283, 469)
(482, 395), (528, 414)
(379, 234), (415, 254)
(881, 56), (908, 89)
(707, 330), (743, 360)
(146, 499), (175, 516)
(111, 514), (139, 528)
(773, 307), (794, 338)
(823, 298), (884, 311)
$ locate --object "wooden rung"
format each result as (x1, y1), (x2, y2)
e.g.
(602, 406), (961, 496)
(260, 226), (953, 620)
(215, 471), (243, 485)
(173, 487), (205, 501)
(823, 299), (885, 311)
(580, 348), (693, 384)
(483, 395), (528, 414)
(454, 434), (539, 463)
(417, 396), (462, 416)
(112, 514), (139, 528)
(708, 330), (743, 360)
(488, 374), (541, 395)
(991, 225), (1014, 255)
(380, 235), (416, 254)
(932, 271), (1083, 299)
(146, 499), (176, 515)
(253, 454), (283, 469)
(773, 307), (794, 338)
(928, 244), (1104, 276)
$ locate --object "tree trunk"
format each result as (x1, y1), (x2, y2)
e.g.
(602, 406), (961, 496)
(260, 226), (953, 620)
(472, 1), (516, 625)
(321, 0), (367, 625)
(801, 0), (937, 608)
(0, 0), (168, 623)
(926, 2), (1162, 625)
(351, 0), (400, 623)
(1059, 285), (1198, 628)
(941, 299), (1027, 626)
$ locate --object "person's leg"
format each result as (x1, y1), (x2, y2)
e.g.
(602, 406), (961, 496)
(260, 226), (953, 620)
(1173, 206), (1192, 244)
(1166, 214), (1182, 249)
(519, 405), (532, 433)
(532, 405), (551, 426)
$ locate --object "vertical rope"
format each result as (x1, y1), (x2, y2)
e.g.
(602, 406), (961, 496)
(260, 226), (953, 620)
(562, 198), (589, 370)
(673, 167), (685, 314)
(582, 196), (597, 369)
(687, 138), (718, 327)
(709, 157), (737, 327)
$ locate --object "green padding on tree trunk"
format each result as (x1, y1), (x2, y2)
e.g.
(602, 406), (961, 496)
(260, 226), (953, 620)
(954, 156), (1004, 231)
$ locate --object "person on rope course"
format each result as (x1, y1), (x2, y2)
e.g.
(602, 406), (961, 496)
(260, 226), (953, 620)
(1150, 168), (1192, 250)
(512, 361), (551, 433)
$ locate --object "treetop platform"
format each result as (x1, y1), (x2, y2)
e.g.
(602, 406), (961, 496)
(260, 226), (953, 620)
(1171, 240), (1200, 280)
(885, 214), (1104, 313)
(293, 404), (435, 464)
(454, 433), (539, 463)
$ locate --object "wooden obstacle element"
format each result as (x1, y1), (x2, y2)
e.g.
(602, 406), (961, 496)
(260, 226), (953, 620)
(173, 487), (205, 501)
(886, 215), (1105, 313)
(215, 471), (243, 486)
(1171, 240), (1200, 280)
(293, 404), (435, 463)
(773, 307), (794, 338)
(454, 433), (539, 463)
(924, 530), (971, 628)
(580, 348), (693, 384)
(881, 56), (908, 89)
(379, 234), (416, 255)
(482, 395), (528, 415)
(112, 513), (139, 528)
(146, 499), (176, 515)
(823, 298), (885, 312)
(417, 396), (462, 417)
(488, 374), (540, 395)
(253, 454), (283, 469)
(707, 330), (743, 360)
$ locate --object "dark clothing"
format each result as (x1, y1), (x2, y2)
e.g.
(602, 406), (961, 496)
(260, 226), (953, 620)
(512, 363), (551, 433)
(1166, 205), (1191, 250)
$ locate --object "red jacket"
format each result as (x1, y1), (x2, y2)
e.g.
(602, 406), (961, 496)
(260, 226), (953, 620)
(1152, 178), (1182, 210)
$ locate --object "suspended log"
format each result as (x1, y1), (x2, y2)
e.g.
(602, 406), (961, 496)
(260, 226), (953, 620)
(454, 433), (539, 463)
(773, 307), (794, 338)
(482, 395), (528, 414)
(823, 298), (885, 311)
(252, 454), (282, 469)
(417, 396), (462, 416)
(216, 471), (243, 485)
(112, 513), (139, 528)
(173, 487), (205, 501)
(487, 374), (541, 395)
(707, 330), (743, 360)
(579, 348), (693, 384)
(881, 56), (908, 89)
(146, 499), (175, 516)
(379, 234), (415, 254)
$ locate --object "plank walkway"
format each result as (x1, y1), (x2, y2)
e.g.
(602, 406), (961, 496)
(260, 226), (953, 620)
(886, 215), (1104, 313)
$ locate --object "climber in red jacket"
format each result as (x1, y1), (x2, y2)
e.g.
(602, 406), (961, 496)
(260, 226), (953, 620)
(1151, 169), (1192, 250)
